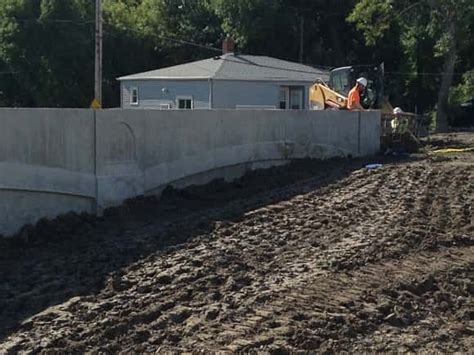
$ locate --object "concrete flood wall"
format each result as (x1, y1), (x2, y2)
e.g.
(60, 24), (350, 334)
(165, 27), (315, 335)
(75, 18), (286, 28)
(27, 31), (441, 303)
(0, 108), (380, 236)
(0, 109), (96, 237)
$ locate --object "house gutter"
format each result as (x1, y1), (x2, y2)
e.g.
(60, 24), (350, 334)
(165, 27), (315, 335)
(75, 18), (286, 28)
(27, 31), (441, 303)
(209, 78), (213, 109)
(120, 81), (123, 108)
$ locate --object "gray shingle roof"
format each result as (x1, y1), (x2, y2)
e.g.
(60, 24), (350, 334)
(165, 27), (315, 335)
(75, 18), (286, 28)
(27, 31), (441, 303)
(118, 53), (329, 82)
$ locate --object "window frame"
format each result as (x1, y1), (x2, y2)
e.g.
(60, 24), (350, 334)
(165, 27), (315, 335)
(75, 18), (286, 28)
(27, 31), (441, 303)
(176, 95), (194, 110)
(280, 86), (304, 110)
(130, 86), (139, 106)
(279, 87), (290, 109)
(289, 87), (304, 110)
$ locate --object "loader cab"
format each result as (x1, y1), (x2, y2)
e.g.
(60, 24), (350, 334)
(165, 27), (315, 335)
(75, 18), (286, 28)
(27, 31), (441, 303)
(329, 64), (384, 109)
(329, 67), (352, 97)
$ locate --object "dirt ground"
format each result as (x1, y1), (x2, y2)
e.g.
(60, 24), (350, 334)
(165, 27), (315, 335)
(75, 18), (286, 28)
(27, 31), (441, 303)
(0, 132), (473, 353)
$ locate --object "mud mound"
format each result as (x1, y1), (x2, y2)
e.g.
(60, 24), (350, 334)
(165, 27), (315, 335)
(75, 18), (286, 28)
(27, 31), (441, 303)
(1, 132), (473, 353)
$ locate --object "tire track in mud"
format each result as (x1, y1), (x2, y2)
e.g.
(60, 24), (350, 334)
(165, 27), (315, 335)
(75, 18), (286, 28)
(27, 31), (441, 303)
(214, 162), (473, 351)
(1, 149), (473, 353)
(221, 247), (473, 352)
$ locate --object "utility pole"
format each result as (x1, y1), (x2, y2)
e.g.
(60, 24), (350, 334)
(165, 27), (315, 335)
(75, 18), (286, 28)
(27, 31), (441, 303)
(93, 0), (103, 108)
(299, 17), (304, 63)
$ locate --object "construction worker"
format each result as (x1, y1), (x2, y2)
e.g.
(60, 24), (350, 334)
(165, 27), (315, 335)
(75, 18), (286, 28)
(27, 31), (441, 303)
(390, 107), (419, 153)
(391, 107), (407, 135)
(347, 77), (367, 110)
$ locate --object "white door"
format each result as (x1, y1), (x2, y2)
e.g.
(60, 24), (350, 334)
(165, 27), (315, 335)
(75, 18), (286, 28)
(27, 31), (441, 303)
(290, 88), (303, 109)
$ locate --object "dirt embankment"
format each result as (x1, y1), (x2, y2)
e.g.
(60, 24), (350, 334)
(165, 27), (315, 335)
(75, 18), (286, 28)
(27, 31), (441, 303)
(1, 133), (473, 353)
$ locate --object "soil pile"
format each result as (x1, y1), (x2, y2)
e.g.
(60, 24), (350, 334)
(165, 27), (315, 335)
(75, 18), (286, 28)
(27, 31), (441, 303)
(1, 132), (473, 353)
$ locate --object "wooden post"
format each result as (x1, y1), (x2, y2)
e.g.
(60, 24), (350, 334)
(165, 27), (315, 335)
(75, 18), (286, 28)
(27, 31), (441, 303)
(94, 0), (103, 108)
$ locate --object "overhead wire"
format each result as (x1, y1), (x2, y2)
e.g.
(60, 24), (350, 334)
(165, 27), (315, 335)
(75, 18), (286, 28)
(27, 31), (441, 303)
(103, 23), (223, 53)
(385, 71), (466, 76)
(10, 17), (95, 25)
(0, 16), (469, 78)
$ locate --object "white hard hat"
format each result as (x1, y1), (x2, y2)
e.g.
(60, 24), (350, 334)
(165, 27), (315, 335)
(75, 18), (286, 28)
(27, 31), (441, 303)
(393, 107), (403, 115)
(356, 77), (368, 87)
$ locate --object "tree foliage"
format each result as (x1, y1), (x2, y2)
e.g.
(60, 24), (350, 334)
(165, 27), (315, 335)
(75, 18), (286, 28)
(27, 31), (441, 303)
(349, 0), (474, 130)
(0, 0), (472, 120)
(0, 0), (94, 107)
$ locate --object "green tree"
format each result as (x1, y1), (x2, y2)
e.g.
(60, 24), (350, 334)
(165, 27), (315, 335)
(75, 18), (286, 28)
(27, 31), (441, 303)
(212, 0), (292, 58)
(0, 0), (43, 106)
(211, 0), (368, 67)
(102, 0), (163, 107)
(429, 0), (474, 131)
(450, 70), (474, 105)
(0, 0), (94, 107)
(349, 0), (474, 131)
(101, 0), (223, 106)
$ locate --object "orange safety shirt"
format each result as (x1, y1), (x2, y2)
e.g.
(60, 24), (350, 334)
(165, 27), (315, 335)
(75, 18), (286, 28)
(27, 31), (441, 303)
(347, 86), (360, 110)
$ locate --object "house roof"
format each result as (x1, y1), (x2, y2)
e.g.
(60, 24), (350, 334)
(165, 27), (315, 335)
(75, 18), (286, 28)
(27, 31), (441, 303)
(117, 53), (329, 82)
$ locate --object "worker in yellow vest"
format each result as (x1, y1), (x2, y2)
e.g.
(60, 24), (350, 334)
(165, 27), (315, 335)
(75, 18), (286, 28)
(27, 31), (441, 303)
(391, 107), (408, 134)
(390, 107), (419, 153)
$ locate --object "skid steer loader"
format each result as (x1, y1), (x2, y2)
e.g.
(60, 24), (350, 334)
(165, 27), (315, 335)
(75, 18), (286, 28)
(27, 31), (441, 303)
(309, 64), (428, 151)
(309, 64), (386, 111)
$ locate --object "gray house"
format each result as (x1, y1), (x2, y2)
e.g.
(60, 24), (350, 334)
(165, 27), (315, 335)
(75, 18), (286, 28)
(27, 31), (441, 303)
(118, 51), (329, 110)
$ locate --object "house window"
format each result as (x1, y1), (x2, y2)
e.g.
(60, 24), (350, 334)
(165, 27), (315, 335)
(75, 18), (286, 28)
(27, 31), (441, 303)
(280, 86), (304, 109)
(177, 96), (193, 110)
(279, 87), (290, 109)
(290, 87), (304, 109)
(130, 87), (139, 105)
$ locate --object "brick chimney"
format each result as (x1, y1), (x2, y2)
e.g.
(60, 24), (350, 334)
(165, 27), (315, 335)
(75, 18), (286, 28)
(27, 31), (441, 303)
(222, 35), (235, 54)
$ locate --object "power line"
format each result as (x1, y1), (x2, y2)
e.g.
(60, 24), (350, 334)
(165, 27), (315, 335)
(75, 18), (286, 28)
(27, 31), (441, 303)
(12, 18), (95, 25)
(218, 56), (328, 75)
(288, 6), (348, 16)
(156, 35), (222, 53)
(6, 16), (223, 53)
(2, 18), (471, 79)
(103, 23), (223, 53)
(385, 71), (466, 76)
(104, 24), (331, 75)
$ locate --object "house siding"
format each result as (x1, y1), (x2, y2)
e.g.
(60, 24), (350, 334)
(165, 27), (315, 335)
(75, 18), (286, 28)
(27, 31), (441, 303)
(121, 79), (314, 110)
(121, 80), (210, 109)
(212, 80), (313, 109)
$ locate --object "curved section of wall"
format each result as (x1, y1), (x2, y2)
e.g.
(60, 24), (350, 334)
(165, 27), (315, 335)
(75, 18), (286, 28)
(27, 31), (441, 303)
(95, 118), (144, 211)
(1, 108), (380, 236)
(94, 109), (380, 209)
(143, 141), (352, 194)
(0, 162), (96, 235)
(0, 108), (95, 236)
(147, 159), (291, 196)
(102, 121), (137, 164)
(0, 163), (96, 198)
(0, 190), (94, 236)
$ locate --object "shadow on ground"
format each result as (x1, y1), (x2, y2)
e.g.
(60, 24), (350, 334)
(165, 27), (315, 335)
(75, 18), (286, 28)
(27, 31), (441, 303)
(0, 155), (418, 341)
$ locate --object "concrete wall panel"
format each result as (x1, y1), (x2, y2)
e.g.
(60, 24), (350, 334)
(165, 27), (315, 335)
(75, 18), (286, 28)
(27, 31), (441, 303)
(0, 190), (94, 236)
(359, 110), (382, 156)
(0, 109), (94, 172)
(0, 162), (96, 199)
(95, 109), (379, 208)
(1, 108), (380, 236)
(0, 109), (95, 236)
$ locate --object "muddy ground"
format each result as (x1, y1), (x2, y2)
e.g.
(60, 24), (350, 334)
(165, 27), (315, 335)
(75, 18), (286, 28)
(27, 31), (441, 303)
(0, 132), (473, 353)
